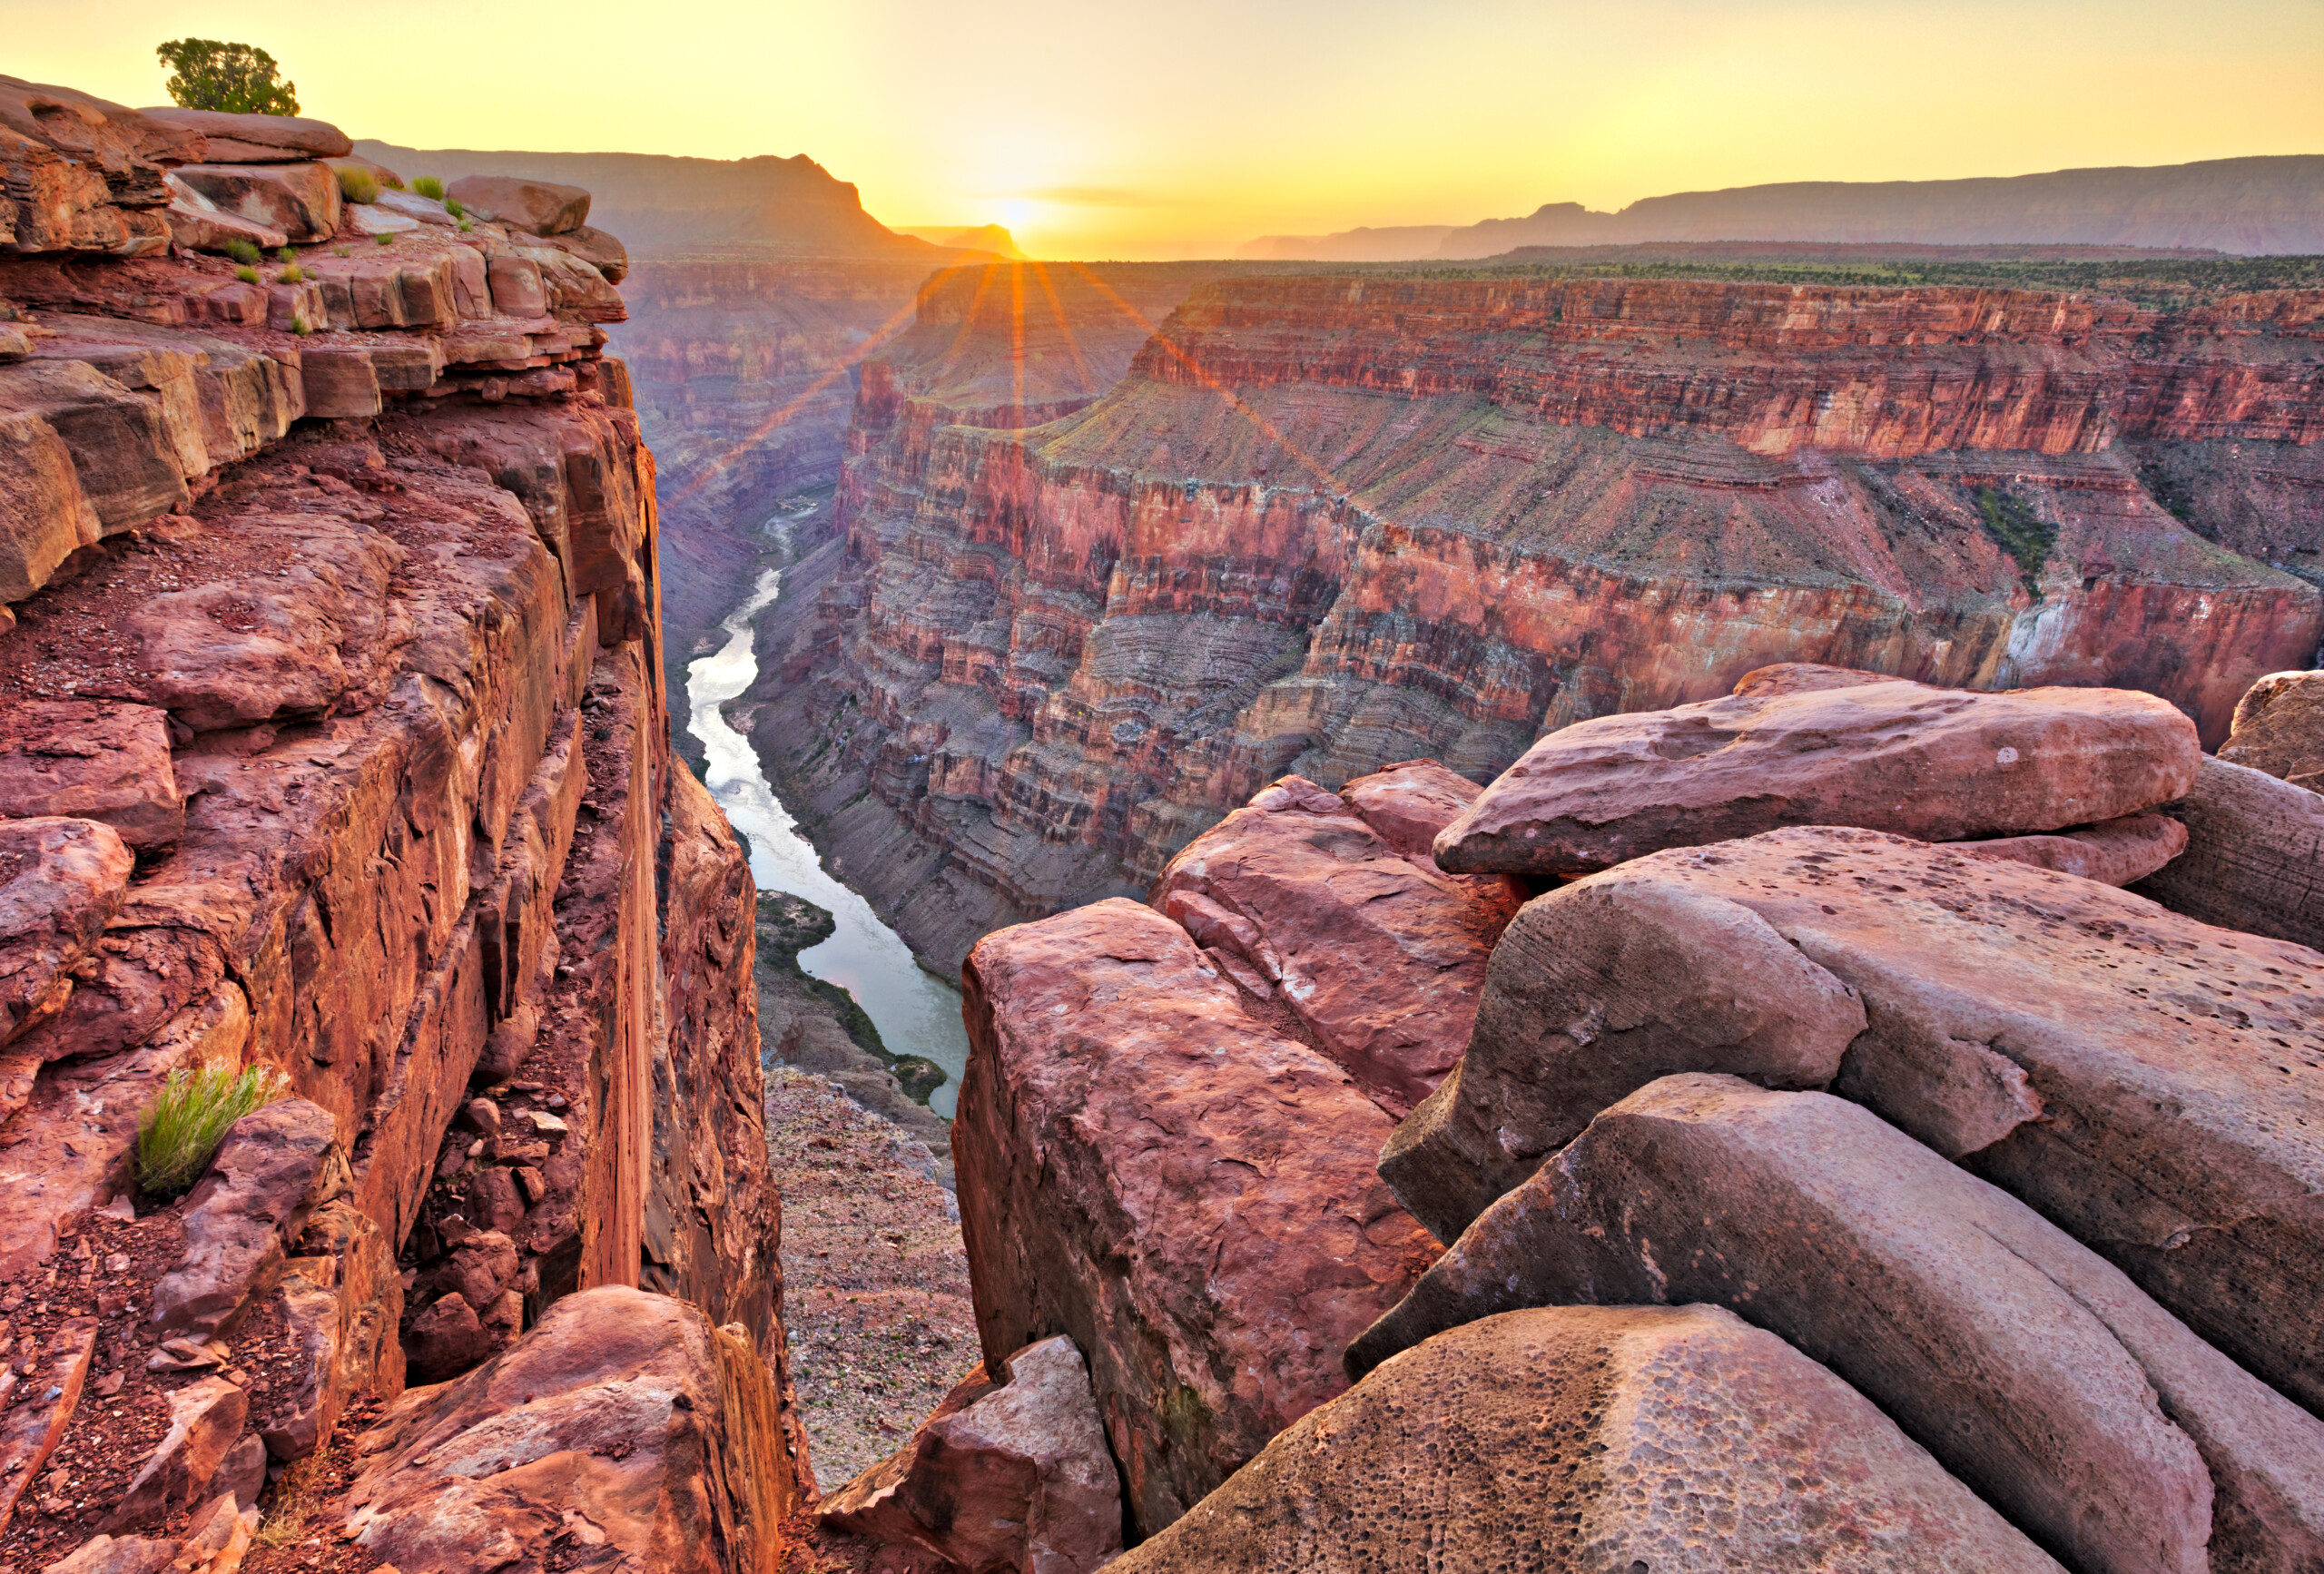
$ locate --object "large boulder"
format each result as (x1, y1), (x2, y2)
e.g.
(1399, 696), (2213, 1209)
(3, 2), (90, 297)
(339, 1286), (802, 1574)
(1150, 773), (1518, 1116)
(137, 108), (351, 163)
(955, 899), (1437, 1537)
(1433, 665), (2201, 876)
(2134, 755), (2324, 950)
(0, 701), (184, 847)
(1357, 1077), (2324, 1574)
(2221, 668), (2324, 790)
(149, 1097), (350, 1340)
(1378, 825), (2324, 1414)
(0, 816), (133, 1048)
(167, 163), (341, 244)
(1115, 1303), (2063, 1574)
(821, 1335), (1120, 1574)
(444, 175), (590, 237)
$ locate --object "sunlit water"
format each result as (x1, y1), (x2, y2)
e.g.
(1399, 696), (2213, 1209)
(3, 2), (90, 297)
(684, 553), (971, 1119)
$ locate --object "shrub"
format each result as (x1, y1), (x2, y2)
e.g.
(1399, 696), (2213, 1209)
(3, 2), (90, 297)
(276, 246), (296, 265)
(155, 38), (298, 115)
(411, 176), (446, 202)
(136, 1064), (290, 1196)
(375, 232), (394, 246)
(290, 316), (311, 335)
(457, 216), (473, 233)
(277, 262), (305, 283)
(224, 238), (261, 267)
(335, 165), (379, 205)
(234, 265), (260, 283)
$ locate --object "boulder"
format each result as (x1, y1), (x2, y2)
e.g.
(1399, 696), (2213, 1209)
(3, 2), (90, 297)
(1115, 1303), (2063, 1574)
(1953, 810), (2187, 885)
(167, 164), (340, 245)
(159, 174), (289, 255)
(103, 1376), (248, 1531)
(956, 899), (1437, 1537)
(0, 701), (184, 847)
(40, 1535), (179, 1574)
(0, 816), (133, 1048)
(534, 224), (628, 285)
(137, 109), (351, 163)
(342, 204), (418, 238)
(0, 76), (202, 172)
(1150, 774), (1517, 1116)
(1332, 757), (1487, 859)
(484, 255), (547, 318)
(1433, 667), (2201, 876)
(149, 1098), (350, 1339)
(2221, 668), (2324, 789)
(822, 1335), (1121, 1574)
(340, 1286), (802, 1574)
(0, 1318), (97, 1535)
(1378, 825), (2324, 1414)
(444, 175), (590, 236)
(2133, 755), (2324, 951)
(1356, 1077), (2324, 1574)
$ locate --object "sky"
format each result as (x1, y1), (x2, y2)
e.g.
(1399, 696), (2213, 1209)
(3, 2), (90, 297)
(8, 0), (2321, 259)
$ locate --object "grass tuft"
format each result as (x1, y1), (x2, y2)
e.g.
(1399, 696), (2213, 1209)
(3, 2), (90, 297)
(375, 231), (394, 246)
(277, 262), (306, 283)
(335, 165), (379, 205)
(136, 1064), (290, 1196)
(234, 265), (261, 284)
(411, 175), (446, 202)
(444, 197), (465, 220)
(224, 238), (261, 267)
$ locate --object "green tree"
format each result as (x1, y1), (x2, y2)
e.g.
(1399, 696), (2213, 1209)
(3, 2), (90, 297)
(154, 38), (300, 116)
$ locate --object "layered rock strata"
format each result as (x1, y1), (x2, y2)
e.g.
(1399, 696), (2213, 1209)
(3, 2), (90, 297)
(749, 265), (2324, 971)
(0, 84), (809, 1569)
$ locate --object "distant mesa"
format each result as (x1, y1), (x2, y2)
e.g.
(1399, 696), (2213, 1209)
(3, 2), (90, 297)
(1241, 154), (2324, 260)
(891, 223), (1026, 259)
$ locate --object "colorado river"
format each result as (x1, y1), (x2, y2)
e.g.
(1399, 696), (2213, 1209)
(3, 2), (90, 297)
(684, 556), (973, 1118)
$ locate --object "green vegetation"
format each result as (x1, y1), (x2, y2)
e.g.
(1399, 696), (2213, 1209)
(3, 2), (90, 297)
(443, 197), (465, 220)
(233, 265), (260, 284)
(223, 238), (261, 267)
(411, 176), (446, 202)
(1975, 487), (2058, 592)
(457, 216), (473, 233)
(136, 1064), (290, 1195)
(375, 232), (395, 246)
(155, 38), (299, 115)
(335, 165), (379, 205)
(277, 262), (305, 283)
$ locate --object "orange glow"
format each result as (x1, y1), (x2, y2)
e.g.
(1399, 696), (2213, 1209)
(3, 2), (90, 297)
(17, 0), (2316, 258)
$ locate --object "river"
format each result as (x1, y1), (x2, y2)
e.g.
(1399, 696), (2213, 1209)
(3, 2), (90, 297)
(683, 553), (973, 1119)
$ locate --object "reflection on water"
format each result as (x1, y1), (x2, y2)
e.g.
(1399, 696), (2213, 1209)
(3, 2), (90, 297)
(684, 555), (971, 1119)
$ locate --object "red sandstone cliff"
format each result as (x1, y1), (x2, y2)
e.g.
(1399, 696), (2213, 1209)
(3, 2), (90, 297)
(744, 263), (2324, 970)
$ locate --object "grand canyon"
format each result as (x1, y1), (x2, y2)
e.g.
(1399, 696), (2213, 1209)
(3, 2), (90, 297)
(1, 13), (2321, 1573)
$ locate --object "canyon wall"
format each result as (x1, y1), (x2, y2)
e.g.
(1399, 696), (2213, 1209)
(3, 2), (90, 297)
(0, 79), (810, 1568)
(747, 263), (2324, 971)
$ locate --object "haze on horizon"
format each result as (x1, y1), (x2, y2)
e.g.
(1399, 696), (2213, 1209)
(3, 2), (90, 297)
(10, 0), (2322, 259)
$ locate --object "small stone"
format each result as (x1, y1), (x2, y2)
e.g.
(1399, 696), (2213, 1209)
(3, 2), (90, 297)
(459, 1100), (501, 1139)
(526, 1111), (568, 1137)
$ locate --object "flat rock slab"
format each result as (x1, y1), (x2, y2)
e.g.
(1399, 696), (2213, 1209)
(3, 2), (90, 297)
(139, 108), (352, 163)
(1113, 1303), (2062, 1574)
(1381, 825), (2324, 1419)
(2134, 755), (2324, 952)
(1151, 773), (1516, 1116)
(955, 899), (1438, 1538)
(822, 1334), (1120, 1574)
(340, 1286), (796, 1574)
(0, 817), (133, 1048)
(1433, 666), (2200, 875)
(1955, 810), (2187, 885)
(0, 702), (182, 847)
(1359, 1077), (2324, 1574)
(2221, 668), (2324, 791)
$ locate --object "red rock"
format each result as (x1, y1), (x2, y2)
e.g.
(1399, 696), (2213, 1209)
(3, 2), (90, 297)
(150, 1098), (350, 1339)
(2221, 668), (2324, 790)
(341, 1286), (802, 1574)
(0, 701), (183, 847)
(40, 1533), (179, 1574)
(1380, 825), (2324, 1418)
(2134, 755), (2324, 951)
(1434, 671), (2201, 876)
(137, 109), (351, 163)
(535, 225), (628, 285)
(0, 358), (191, 542)
(1358, 1077), (2324, 1574)
(1151, 773), (1516, 1116)
(1117, 1304), (2062, 1574)
(0, 77), (202, 171)
(821, 1334), (1121, 1574)
(0, 1317), (96, 1535)
(168, 164), (341, 246)
(445, 176), (591, 237)
(0, 816), (133, 1048)
(260, 1199), (404, 1461)
(484, 256), (547, 318)
(158, 183), (289, 258)
(956, 898), (1437, 1536)
(1954, 810), (2188, 885)
(103, 1376), (248, 1531)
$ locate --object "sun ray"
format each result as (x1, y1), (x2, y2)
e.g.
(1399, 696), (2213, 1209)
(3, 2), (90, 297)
(1026, 261), (1098, 398)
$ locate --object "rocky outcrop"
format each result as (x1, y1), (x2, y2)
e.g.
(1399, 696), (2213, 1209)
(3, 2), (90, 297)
(2221, 667), (2324, 789)
(954, 897), (1436, 1537)
(2133, 755), (2324, 950)
(749, 265), (2323, 973)
(1114, 1304), (2063, 1574)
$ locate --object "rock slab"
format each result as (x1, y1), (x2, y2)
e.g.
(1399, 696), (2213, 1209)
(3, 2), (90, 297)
(1433, 667), (2201, 875)
(1113, 1303), (2062, 1574)
(2134, 754), (2324, 952)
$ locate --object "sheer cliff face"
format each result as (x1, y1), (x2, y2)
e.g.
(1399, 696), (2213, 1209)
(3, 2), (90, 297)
(750, 266), (2324, 971)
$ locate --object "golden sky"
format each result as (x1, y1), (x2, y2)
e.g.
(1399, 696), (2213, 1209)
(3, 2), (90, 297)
(10, 0), (2321, 258)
